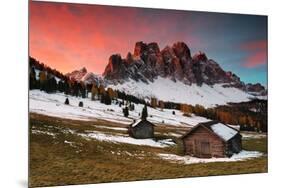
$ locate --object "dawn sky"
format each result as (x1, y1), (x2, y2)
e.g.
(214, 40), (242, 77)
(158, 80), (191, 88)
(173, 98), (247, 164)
(29, 1), (267, 86)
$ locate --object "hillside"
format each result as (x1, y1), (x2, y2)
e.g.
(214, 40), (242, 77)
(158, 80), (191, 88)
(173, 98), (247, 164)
(63, 41), (266, 107)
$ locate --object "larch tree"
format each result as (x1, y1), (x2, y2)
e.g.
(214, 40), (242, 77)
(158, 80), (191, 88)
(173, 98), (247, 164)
(91, 85), (99, 100)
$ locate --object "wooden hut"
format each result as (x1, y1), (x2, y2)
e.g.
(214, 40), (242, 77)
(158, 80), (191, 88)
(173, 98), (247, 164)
(181, 121), (242, 158)
(128, 119), (155, 139)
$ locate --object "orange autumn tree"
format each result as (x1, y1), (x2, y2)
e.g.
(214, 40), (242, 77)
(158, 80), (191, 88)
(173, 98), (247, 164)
(180, 103), (193, 114)
(98, 85), (106, 96)
(150, 98), (158, 108)
(107, 87), (117, 99)
(158, 100), (165, 109)
(91, 85), (99, 100)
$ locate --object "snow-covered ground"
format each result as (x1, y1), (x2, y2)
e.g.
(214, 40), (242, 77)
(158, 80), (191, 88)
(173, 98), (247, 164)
(93, 125), (128, 131)
(157, 150), (263, 164)
(78, 131), (175, 148)
(108, 78), (258, 108)
(31, 121), (175, 148)
(31, 129), (56, 137)
(29, 90), (210, 127)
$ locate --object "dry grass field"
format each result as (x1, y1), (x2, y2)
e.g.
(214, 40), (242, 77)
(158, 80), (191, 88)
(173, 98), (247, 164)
(29, 113), (267, 187)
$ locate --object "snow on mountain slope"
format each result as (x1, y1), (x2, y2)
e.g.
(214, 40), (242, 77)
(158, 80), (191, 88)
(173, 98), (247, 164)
(107, 77), (255, 108)
(66, 67), (103, 84)
(66, 67), (87, 81)
(29, 90), (210, 127)
(81, 72), (102, 85)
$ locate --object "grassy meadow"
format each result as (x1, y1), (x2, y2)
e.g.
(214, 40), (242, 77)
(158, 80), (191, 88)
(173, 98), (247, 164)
(29, 113), (267, 187)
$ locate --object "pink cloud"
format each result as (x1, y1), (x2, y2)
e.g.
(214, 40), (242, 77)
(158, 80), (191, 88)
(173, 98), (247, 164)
(244, 50), (267, 68)
(241, 40), (267, 68)
(29, 2), (202, 74)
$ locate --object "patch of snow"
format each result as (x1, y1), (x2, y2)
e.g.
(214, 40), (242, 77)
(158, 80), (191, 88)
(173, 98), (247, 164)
(210, 123), (238, 141)
(255, 95), (267, 100)
(31, 129), (56, 137)
(165, 133), (182, 138)
(158, 150), (263, 164)
(64, 140), (76, 147)
(93, 125), (127, 131)
(124, 151), (133, 156)
(77, 131), (175, 148)
(60, 128), (76, 134)
(158, 139), (175, 146)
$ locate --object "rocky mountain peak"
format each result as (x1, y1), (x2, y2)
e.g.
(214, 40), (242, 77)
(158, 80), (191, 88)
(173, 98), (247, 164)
(172, 42), (191, 60)
(66, 67), (88, 81)
(133, 41), (147, 58)
(192, 51), (208, 62)
(80, 67), (87, 73)
(101, 41), (265, 94)
(147, 42), (160, 55)
(245, 83), (266, 94)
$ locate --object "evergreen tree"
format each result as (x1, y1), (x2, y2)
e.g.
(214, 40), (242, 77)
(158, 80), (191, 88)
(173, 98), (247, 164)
(29, 67), (37, 90)
(73, 81), (79, 97)
(104, 93), (112, 105)
(64, 98), (69, 105)
(141, 105), (148, 120)
(123, 107), (129, 117)
(58, 80), (65, 92)
(100, 93), (112, 105)
(64, 81), (71, 95)
(46, 77), (57, 93)
(79, 82), (86, 98)
(129, 103), (135, 111)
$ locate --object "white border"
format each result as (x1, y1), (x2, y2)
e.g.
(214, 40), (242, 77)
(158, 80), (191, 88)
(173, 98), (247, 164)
(1, 0), (280, 188)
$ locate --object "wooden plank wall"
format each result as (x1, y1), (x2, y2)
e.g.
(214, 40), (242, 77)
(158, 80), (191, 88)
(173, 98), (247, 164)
(183, 126), (226, 158)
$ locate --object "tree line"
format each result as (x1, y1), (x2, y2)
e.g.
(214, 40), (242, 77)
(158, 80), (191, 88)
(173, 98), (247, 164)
(149, 97), (267, 132)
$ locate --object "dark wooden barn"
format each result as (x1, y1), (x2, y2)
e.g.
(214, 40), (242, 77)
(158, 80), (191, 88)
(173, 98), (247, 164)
(182, 121), (242, 158)
(128, 119), (155, 139)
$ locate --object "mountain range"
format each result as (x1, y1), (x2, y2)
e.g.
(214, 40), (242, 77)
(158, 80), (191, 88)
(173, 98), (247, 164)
(67, 41), (265, 92)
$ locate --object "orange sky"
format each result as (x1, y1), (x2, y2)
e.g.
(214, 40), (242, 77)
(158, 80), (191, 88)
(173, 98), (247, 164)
(29, 1), (267, 85)
(29, 1), (198, 74)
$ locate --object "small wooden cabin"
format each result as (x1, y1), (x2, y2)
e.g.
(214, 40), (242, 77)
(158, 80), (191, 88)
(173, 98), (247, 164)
(182, 121), (242, 158)
(128, 119), (155, 139)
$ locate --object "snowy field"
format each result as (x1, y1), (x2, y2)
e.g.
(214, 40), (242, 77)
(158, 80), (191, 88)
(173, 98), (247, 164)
(78, 131), (175, 148)
(30, 90), (266, 166)
(157, 150), (263, 165)
(108, 77), (257, 108)
(29, 90), (210, 127)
